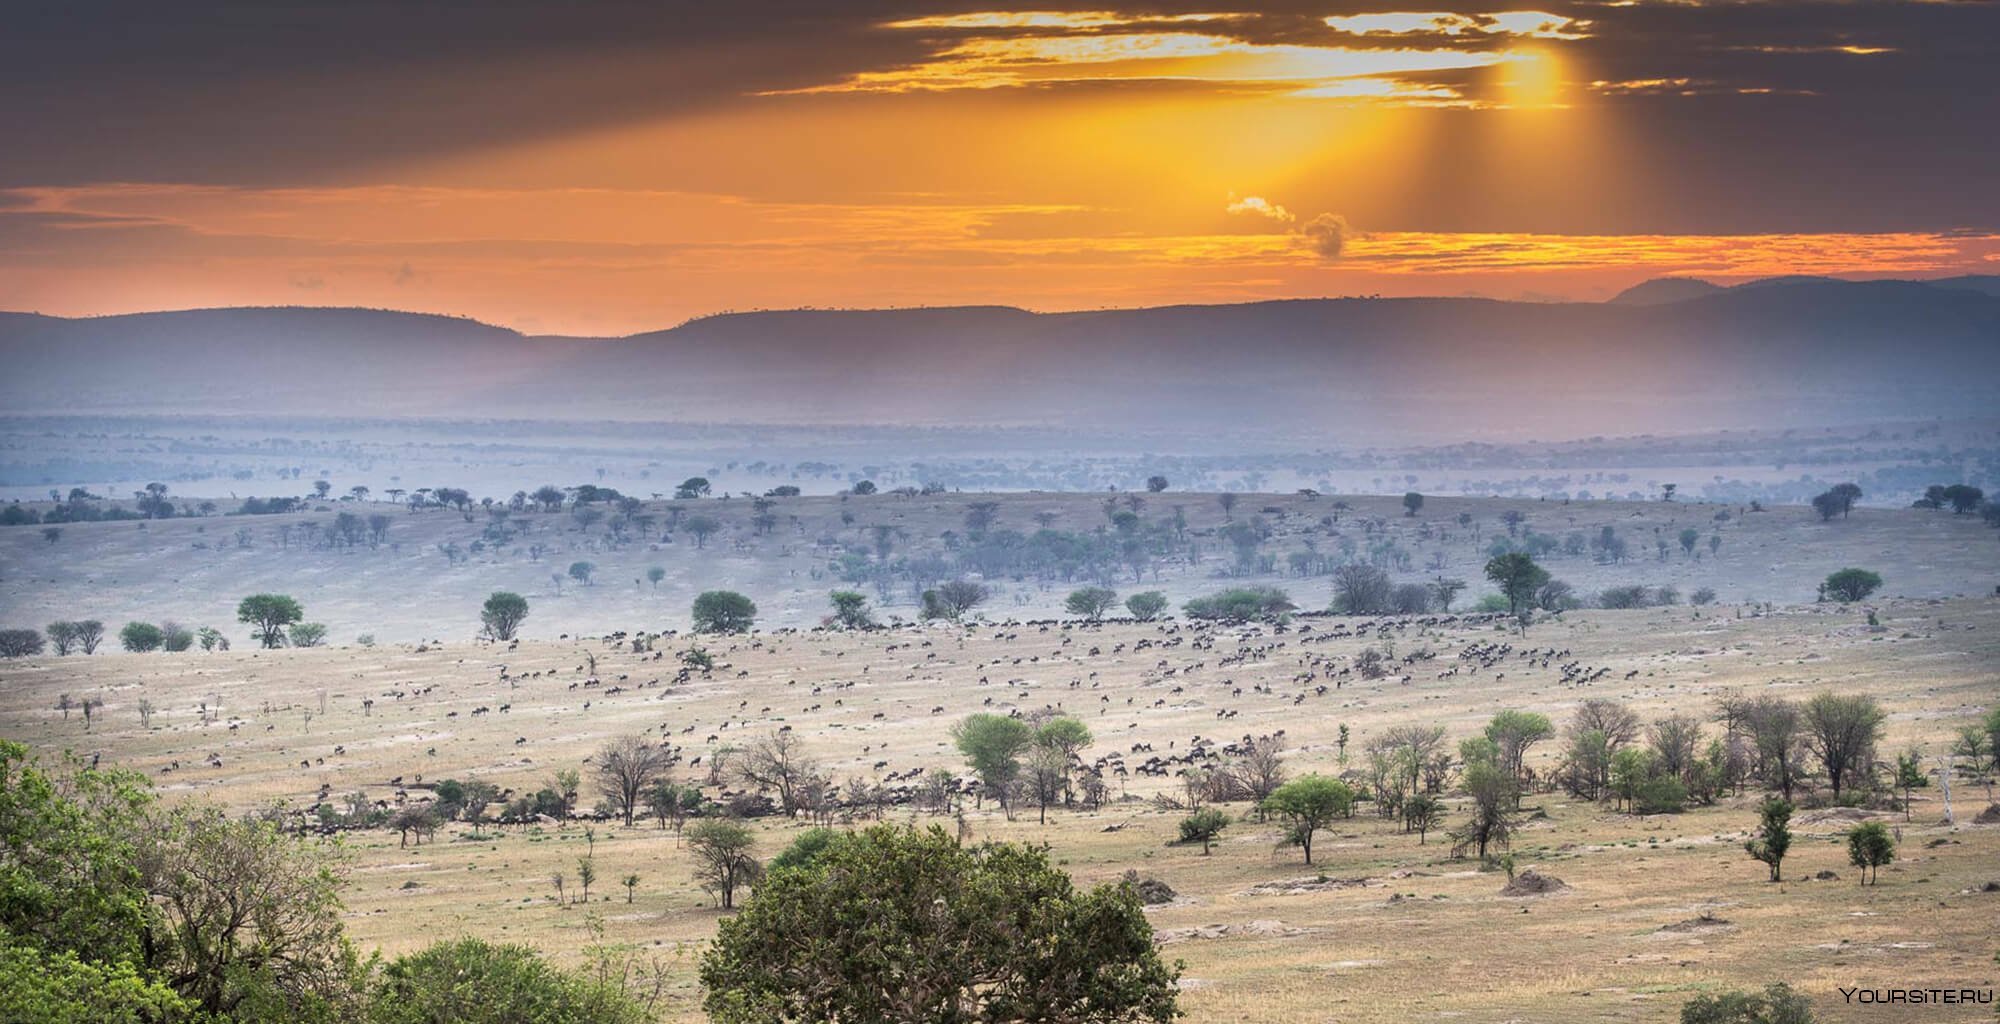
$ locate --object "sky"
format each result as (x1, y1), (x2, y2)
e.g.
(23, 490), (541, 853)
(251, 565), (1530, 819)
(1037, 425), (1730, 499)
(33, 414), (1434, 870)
(4, 1), (1997, 335)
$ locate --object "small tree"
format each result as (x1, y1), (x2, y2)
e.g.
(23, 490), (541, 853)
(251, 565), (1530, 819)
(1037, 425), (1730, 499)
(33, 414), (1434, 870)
(675, 477), (712, 500)
(480, 592), (530, 641)
(646, 566), (667, 590)
(1261, 775), (1353, 865)
(1145, 475), (1169, 492)
(45, 621), (78, 655)
(1064, 587), (1118, 621)
(683, 515), (721, 548)
(236, 594), (304, 648)
(685, 819), (759, 910)
(1402, 491), (1424, 517)
(827, 591), (874, 629)
(1124, 591), (1168, 621)
(1802, 692), (1883, 798)
(288, 622), (328, 648)
(1819, 568), (1882, 603)
(622, 873), (640, 903)
(567, 561), (596, 586)
(1178, 808), (1229, 854)
(921, 580), (990, 623)
(1484, 553), (1550, 618)
(693, 591), (758, 633)
(1404, 793), (1444, 844)
(1448, 762), (1519, 864)
(119, 621), (165, 653)
(160, 621), (194, 652)
(1744, 797), (1793, 882)
(1846, 822), (1894, 885)
(1893, 749), (1928, 821)
(595, 735), (674, 826)
(954, 713), (1033, 813)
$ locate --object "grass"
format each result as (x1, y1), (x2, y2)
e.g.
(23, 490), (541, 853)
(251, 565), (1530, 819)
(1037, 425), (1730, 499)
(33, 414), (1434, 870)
(3, 534), (1998, 1021)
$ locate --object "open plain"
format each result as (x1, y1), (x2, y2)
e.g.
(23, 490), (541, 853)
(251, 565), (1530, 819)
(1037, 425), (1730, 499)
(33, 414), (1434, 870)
(4, 527), (1996, 1021)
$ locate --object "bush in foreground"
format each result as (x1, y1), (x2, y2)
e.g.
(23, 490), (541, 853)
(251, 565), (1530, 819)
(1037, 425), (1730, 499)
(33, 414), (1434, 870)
(701, 824), (1179, 1023)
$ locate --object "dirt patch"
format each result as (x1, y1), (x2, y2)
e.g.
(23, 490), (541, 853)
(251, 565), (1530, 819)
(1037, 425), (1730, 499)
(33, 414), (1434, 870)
(1244, 875), (1380, 896)
(1794, 807), (1897, 829)
(1658, 914), (1734, 933)
(1156, 919), (1316, 944)
(1500, 870), (1569, 897)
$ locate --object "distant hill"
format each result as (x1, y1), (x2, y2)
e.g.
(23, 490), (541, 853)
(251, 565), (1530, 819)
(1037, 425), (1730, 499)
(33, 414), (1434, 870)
(4, 282), (1997, 441)
(1607, 278), (1724, 306)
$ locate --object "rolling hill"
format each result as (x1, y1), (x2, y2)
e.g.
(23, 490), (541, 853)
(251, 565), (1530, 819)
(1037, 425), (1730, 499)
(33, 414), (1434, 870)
(5, 278), (1996, 442)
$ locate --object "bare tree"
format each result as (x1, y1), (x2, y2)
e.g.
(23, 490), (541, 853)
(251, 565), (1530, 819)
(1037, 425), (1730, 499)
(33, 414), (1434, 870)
(734, 730), (817, 817)
(594, 735), (674, 826)
(1237, 735), (1289, 815)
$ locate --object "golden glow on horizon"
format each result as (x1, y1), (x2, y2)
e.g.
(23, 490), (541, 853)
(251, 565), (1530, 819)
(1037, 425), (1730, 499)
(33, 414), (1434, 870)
(6, 182), (1993, 334)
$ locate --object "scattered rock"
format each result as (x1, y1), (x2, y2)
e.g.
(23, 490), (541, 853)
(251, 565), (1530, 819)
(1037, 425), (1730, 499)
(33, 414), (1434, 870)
(1814, 870), (1840, 881)
(1156, 919), (1315, 943)
(1500, 870), (1569, 897)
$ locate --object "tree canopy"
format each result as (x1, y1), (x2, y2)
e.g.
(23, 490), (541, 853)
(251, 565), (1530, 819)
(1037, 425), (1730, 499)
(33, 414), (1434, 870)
(700, 824), (1179, 1024)
(236, 594), (304, 649)
(692, 591), (758, 633)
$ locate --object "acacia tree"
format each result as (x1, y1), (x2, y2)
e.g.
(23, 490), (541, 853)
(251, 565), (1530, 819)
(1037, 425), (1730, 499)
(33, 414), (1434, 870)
(1179, 809), (1229, 854)
(922, 580), (990, 623)
(953, 713), (1032, 813)
(683, 515), (721, 548)
(1484, 553), (1550, 618)
(595, 735), (674, 826)
(1260, 775), (1353, 865)
(700, 824), (1178, 1024)
(1064, 587), (1118, 621)
(73, 619), (105, 654)
(828, 591), (874, 629)
(1124, 591), (1168, 621)
(479, 592), (530, 641)
(1819, 568), (1882, 603)
(693, 591), (757, 633)
(236, 594), (303, 649)
(685, 820), (759, 910)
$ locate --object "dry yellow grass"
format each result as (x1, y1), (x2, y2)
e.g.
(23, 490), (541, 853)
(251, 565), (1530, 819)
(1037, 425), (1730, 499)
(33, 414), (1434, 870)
(3, 596), (1997, 1022)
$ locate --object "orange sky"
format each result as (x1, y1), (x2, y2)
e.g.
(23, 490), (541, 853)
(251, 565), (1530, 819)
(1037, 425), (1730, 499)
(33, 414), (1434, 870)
(4, 5), (1996, 334)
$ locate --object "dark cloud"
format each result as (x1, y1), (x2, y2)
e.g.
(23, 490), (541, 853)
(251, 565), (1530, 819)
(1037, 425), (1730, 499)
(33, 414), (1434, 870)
(2, 1), (1996, 236)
